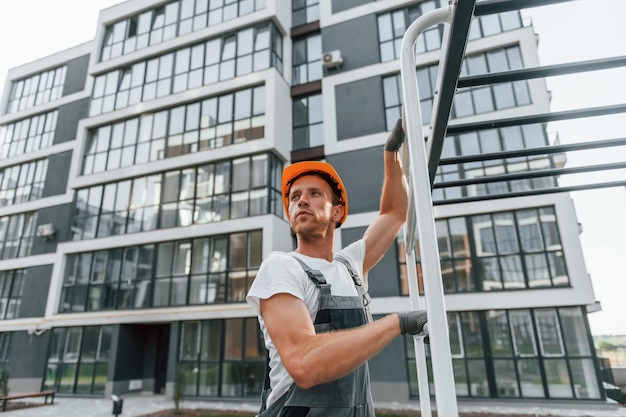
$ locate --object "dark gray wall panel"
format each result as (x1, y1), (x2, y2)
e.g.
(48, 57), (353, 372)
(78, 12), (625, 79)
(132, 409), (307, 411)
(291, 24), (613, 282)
(31, 203), (72, 255)
(342, 224), (401, 298)
(337, 157), (402, 297)
(369, 326), (409, 383)
(332, 0), (375, 14)
(18, 265), (52, 318)
(322, 15), (380, 73)
(167, 322), (180, 383)
(328, 146), (383, 214)
(335, 77), (385, 140)
(42, 151), (71, 197)
(341, 226), (365, 248)
(63, 54), (90, 96)
(8, 331), (51, 378)
(108, 325), (121, 381)
(54, 98), (89, 144)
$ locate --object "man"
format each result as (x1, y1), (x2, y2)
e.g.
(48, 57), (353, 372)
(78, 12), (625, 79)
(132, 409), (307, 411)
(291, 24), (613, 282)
(246, 118), (428, 417)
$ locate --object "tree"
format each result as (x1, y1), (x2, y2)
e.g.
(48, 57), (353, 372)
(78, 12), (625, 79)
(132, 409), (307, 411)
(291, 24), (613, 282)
(173, 366), (185, 411)
(0, 369), (9, 396)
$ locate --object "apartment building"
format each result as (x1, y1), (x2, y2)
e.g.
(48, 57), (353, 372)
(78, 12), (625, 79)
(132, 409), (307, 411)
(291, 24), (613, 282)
(0, 0), (609, 405)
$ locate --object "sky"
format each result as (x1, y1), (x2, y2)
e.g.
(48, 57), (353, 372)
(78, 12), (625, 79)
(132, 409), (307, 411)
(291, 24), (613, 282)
(0, 0), (624, 335)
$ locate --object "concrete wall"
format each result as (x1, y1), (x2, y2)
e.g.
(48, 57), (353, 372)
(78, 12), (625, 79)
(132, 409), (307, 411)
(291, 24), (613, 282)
(614, 367), (626, 390)
(322, 14), (381, 73)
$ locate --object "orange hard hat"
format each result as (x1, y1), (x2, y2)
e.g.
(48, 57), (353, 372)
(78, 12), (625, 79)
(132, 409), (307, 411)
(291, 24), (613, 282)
(282, 161), (348, 227)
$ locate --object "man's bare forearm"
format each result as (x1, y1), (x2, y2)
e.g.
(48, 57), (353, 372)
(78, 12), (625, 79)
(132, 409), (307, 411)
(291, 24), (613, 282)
(380, 150), (408, 218)
(284, 314), (403, 389)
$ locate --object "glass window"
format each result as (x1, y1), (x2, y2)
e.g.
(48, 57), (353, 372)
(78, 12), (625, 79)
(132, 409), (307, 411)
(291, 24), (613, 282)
(0, 159), (48, 206)
(559, 307), (592, 356)
(535, 309), (564, 356)
(179, 318), (263, 398)
(453, 45), (530, 118)
(292, 94), (323, 150)
(569, 359), (601, 399)
(0, 111), (57, 158)
(518, 359), (543, 397)
(510, 310), (536, 356)
(0, 212), (37, 260)
(74, 154), (280, 240)
(83, 86), (265, 175)
(407, 307), (600, 400)
(437, 123), (555, 201)
(0, 269), (26, 319)
(292, 34), (322, 85)
(0, 333), (11, 369)
(43, 326), (112, 395)
(92, 22), (280, 116)
(7, 67), (66, 113)
(401, 206), (569, 295)
(292, 0), (319, 27)
(487, 310), (512, 356)
(377, 1), (445, 62)
(469, 11), (522, 40)
(544, 359), (573, 398)
(61, 230), (262, 311)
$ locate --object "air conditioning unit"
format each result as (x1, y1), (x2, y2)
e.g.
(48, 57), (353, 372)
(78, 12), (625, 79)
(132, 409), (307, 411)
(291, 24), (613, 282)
(322, 50), (343, 69)
(36, 223), (56, 240)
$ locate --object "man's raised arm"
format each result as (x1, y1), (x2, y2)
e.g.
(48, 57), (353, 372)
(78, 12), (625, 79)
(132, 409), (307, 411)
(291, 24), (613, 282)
(363, 118), (409, 273)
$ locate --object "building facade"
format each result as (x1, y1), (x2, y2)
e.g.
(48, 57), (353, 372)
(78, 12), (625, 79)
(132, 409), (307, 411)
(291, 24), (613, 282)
(0, 0), (607, 406)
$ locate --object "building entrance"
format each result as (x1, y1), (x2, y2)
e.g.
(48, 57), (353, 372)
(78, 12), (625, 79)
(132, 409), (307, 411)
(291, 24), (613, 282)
(115, 323), (170, 395)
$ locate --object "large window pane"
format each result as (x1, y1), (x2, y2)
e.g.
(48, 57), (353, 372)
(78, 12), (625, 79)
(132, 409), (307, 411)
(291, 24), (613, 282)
(494, 359), (519, 397)
(510, 310), (536, 356)
(518, 359), (544, 397)
(559, 307), (592, 356)
(43, 326), (111, 395)
(544, 359), (573, 398)
(569, 359), (601, 399)
(180, 318), (263, 398)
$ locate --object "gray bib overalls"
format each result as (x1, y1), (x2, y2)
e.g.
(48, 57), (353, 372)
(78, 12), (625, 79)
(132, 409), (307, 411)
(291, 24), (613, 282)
(258, 257), (375, 417)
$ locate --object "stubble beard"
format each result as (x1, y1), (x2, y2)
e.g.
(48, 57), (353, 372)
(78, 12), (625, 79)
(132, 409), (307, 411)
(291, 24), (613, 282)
(292, 215), (333, 240)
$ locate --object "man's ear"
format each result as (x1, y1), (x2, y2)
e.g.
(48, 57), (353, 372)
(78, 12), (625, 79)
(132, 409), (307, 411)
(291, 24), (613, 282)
(333, 204), (345, 223)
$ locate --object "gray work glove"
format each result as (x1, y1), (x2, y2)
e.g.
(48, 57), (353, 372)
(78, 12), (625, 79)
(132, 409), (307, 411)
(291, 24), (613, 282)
(384, 117), (405, 152)
(398, 310), (429, 340)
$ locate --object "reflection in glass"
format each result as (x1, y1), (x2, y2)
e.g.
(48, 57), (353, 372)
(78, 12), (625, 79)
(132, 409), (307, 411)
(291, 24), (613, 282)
(569, 359), (601, 399)
(494, 359), (519, 397)
(518, 359), (543, 397)
(559, 307), (591, 356)
(545, 359), (573, 398)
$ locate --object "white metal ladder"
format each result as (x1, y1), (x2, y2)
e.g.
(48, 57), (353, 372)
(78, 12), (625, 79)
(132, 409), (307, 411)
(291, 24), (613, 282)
(400, 4), (460, 417)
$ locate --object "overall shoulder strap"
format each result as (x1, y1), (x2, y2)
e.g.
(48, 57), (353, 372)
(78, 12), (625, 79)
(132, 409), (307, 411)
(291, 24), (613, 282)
(335, 257), (373, 323)
(335, 257), (362, 286)
(291, 256), (327, 287)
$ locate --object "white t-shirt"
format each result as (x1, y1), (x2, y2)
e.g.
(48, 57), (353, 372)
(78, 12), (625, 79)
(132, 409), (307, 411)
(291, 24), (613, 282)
(246, 239), (367, 408)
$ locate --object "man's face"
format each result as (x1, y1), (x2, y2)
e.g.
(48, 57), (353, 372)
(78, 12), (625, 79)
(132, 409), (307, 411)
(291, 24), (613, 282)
(287, 175), (342, 237)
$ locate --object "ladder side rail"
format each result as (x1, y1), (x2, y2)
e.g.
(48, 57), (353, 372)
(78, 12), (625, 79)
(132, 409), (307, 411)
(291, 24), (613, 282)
(401, 148), (430, 416)
(404, 229), (431, 416)
(400, 6), (458, 417)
